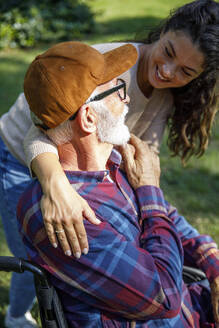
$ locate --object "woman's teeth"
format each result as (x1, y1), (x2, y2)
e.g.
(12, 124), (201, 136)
(157, 68), (169, 81)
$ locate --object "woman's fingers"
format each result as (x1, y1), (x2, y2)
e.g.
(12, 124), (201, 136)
(54, 225), (73, 256)
(72, 220), (89, 256)
(82, 203), (101, 225)
(44, 216), (88, 259)
(43, 220), (59, 249)
(53, 219), (86, 259)
(41, 192), (101, 257)
(40, 176), (99, 256)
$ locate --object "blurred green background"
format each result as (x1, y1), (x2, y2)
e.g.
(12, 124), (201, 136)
(0, 0), (218, 326)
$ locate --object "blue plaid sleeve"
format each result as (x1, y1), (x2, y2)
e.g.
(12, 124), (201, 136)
(167, 203), (219, 283)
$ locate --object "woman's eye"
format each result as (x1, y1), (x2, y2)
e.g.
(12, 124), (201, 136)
(182, 68), (191, 77)
(165, 47), (172, 58)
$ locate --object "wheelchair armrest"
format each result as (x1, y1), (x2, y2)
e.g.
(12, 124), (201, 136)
(0, 256), (68, 327)
(0, 256), (49, 286)
(0, 256), (23, 273)
(183, 265), (206, 284)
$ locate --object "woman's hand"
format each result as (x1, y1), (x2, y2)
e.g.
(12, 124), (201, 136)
(32, 153), (100, 258)
(210, 275), (219, 325)
(119, 134), (160, 189)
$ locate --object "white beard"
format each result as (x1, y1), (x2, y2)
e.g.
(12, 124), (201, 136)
(93, 102), (130, 146)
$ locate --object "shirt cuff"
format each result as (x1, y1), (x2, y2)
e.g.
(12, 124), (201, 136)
(135, 185), (168, 220)
(197, 246), (219, 283)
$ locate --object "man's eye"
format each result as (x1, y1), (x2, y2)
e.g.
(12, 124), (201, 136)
(165, 47), (172, 58)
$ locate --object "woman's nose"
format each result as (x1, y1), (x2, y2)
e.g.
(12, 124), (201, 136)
(162, 64), (175, 79)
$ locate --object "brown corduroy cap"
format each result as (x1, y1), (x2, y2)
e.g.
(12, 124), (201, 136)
(24, 41), (138, 129)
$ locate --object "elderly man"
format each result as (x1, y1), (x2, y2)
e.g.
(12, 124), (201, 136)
(17, 41), (218, 327)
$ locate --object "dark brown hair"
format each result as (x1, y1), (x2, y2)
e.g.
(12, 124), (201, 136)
(136, 0), (219, 162)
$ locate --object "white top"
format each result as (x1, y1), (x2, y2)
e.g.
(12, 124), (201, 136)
(0, 42), (173, 167)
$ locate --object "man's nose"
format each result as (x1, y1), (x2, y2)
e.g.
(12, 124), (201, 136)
(162, 64), (175, 79)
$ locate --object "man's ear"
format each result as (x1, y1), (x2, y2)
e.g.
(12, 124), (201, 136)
(77, 105), (97, 133)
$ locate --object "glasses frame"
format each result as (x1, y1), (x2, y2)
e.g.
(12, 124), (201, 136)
(85, 78), (126, 104)
(69, 78), (126, 121)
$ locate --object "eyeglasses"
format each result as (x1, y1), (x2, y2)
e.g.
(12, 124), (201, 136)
(69, 78), (126, 121)
(85, 78), (126, 104)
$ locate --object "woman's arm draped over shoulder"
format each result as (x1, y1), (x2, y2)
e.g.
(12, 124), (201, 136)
(23, 124), (100, 257)
(23, 124), (59, 173)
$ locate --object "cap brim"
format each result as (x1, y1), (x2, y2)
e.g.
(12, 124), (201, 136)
(101, 44), (137, 84)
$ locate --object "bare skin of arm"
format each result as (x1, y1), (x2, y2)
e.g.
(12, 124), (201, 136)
(31, 153), (101, 258)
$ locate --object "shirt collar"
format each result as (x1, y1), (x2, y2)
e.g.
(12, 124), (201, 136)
(64, 148), (122, 183)
(107, 148), (122, 166)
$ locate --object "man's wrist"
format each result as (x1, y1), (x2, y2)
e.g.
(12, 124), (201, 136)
(136, 185), (168, 220)
(138, 179), (159, 189)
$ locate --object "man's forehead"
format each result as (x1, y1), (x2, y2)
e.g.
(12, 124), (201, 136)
(97, 78), (116, 92)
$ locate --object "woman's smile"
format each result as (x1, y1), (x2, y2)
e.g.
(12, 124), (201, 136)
(148, 30), (204, 89)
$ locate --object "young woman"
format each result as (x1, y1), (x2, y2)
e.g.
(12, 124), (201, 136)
(0, 0), (218, 326)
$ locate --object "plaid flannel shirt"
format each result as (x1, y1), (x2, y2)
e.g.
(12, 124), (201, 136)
(17, 150), (218, 327)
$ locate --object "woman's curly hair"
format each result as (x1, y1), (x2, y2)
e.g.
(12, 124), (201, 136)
(137, 0), (219, 162)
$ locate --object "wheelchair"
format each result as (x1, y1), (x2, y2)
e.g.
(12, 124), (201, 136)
(0, 256), (207, 328)
(0, 256), (68, 328)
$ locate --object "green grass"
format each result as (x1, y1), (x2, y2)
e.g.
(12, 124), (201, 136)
(0, 0), (218, 326)
(88, 0), (189, 42)
(0, 47), (47, 114)
(160, 119), (219, 243)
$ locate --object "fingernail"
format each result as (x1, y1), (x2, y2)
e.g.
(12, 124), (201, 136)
(75, 252), (81, 259)
(83, 248), (88, 255)
(53, 243), (58, 248)
(65, 250), (71, 256)
(95, 218), (101, 224)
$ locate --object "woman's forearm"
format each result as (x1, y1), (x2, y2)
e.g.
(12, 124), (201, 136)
(31, 152), (100, 257)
